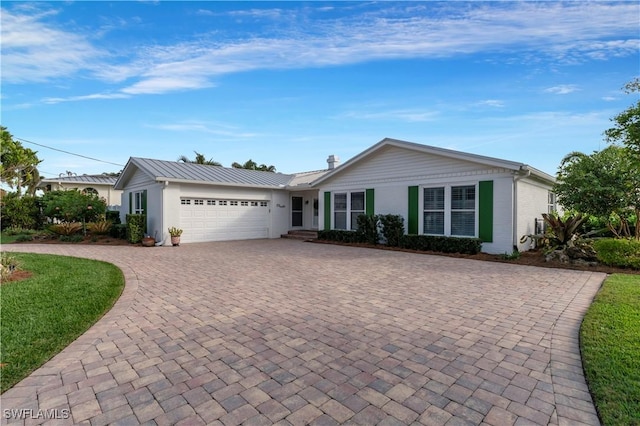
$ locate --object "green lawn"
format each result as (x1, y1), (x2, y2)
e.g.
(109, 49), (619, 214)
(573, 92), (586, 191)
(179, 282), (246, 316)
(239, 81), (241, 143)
(581, 273), (640, 425)
(0, 253), (124, 393)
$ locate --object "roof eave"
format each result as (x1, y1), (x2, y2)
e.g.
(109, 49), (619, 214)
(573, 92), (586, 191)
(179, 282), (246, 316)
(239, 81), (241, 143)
(155, 177), (289, 190)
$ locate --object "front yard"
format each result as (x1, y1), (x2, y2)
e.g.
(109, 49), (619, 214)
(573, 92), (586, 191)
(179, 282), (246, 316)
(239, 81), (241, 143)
(0, 253), (124, 393)
(581, 273), (640, 425)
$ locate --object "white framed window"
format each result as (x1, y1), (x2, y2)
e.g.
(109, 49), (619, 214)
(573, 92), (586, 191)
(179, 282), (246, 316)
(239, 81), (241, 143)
(207, 200), (216, 206)
(241, 201), (249, 207)
(251, 201), (259, 207)
(194, 199), (204, 205)
(181, 199), (191, 205)
(333, 191), (365, 230)
(219, 200), (228, 206)
(548, 191), (557, 214)
(451, 185), (475, 236)
(422, 184), (477, 237)
(423, 187), (445, 235)
(230, 201), (238, 206)
(260, 201), (268, 207)
(133, 191), (145, 213)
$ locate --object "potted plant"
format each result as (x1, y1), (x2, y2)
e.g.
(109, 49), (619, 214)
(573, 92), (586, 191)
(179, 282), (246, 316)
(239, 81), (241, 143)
(168, 227), (183, 246)
(141, 235), (155, 247)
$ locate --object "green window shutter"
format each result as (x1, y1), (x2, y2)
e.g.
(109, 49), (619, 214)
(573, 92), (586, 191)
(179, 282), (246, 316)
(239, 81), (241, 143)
(142, 189), (147, 213)
(408, 186), (419, 234)
(365, 188), (375, 217)
(479, 180), (494, 242)
(323, 191), (331, 230)
(128, 192), (132, 214)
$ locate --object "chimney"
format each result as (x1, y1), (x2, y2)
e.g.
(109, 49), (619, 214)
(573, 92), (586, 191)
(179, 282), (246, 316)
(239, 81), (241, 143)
(327, 155), (340, 170)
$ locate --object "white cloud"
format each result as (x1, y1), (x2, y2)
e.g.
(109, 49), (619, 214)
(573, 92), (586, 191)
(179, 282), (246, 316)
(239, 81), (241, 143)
(3, 2), (638, 98)
(544, 85), (580, 95)
(0, 8), (104, 83)
(147, 120), (260, 138)
(476, 100), (505, 108)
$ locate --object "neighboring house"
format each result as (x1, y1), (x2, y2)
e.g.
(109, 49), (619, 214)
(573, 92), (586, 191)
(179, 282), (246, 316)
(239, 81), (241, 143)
(38, 175), (122, 210)
(114, 138), (556, 253)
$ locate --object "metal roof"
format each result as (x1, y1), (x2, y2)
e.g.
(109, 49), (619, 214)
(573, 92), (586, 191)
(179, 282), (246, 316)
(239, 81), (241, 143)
(122, 157), (296, 189)
(39, 175), (118, 187)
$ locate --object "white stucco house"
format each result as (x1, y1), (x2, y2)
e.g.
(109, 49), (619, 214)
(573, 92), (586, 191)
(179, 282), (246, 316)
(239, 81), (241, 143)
(38, 174), (122, 211)
(114, 138), (556, 253)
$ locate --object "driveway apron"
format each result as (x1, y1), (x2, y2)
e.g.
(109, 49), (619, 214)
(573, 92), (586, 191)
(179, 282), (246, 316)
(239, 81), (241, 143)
(1, 240), (604, 425)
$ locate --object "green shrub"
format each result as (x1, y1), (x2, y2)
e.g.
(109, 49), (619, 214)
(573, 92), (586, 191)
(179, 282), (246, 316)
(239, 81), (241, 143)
(15, 234), (34, 242)
(59, 234), (84, 243)
(109, 223), (127, 240)
(106, 210), (121, 224)
(42, 190), (106, 224)
(379, 214), (405, 247)
(356, 214), (380, 245)
(400, 234), (483, 255)
(594, 239), (640, 269)
(317, 229), (366, 244)
(126, 214), (146, 244)
(0, 193), (43, 230)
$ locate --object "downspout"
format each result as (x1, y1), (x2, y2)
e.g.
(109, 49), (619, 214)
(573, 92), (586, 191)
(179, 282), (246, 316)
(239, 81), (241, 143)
(158, 181), (169, 246)
(512, 167), (531, 251)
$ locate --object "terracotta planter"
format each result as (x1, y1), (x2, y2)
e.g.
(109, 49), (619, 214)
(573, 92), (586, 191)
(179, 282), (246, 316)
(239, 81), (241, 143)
(171, 236), (180, 246)
(142, 237), (155, 247)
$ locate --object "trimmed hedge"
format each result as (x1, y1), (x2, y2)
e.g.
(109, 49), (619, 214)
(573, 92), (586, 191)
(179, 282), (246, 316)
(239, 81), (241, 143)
(594, 238), (640, 269)
(318, 229), (366, 244)
(379, 214), (405, 247)
(318, 229), (483, 255)
(400, 234), (483, 255)
(125, 214), (146, 244)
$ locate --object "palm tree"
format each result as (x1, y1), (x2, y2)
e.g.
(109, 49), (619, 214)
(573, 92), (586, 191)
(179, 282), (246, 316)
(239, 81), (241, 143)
(177, 151), (222, 166)
(231, 159), (276, 172)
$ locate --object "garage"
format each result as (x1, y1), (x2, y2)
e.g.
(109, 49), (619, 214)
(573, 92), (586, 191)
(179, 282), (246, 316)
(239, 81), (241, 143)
(179, 198), (270, 243)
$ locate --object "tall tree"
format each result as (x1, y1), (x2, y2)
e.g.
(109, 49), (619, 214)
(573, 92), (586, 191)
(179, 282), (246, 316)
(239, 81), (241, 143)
(554, 145), (640, 239)
(605, 78), (640, 159)
(177, 151), (221, 166)
(0, 126), (41, 197)
(231, 159), (276, 172)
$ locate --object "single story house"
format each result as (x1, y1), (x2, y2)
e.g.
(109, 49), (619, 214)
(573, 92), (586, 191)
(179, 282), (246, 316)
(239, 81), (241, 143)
(114, 138), (556, 253)
(38, 174), (122, 210)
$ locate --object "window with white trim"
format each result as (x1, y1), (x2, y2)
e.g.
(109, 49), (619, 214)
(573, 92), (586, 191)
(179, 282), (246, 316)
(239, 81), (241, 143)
(219, 200), (228, 206)
(548, 191), (557, 214)
(133, 191), (145, 213)
(333, 191), (365, 230)
(422, 184), (477, 237)
(230, 201), (238, 206)
(423, 187), (445, 234)
(194, 199), (204, 205)
(181, 199), (190, 205)
(207, 200), (216, 206)
(451, 185), (475, 236)
(241, 201), (249, 206)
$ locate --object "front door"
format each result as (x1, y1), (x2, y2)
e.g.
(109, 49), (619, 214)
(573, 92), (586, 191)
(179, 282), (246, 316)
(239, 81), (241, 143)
(292, 196), (303, 227)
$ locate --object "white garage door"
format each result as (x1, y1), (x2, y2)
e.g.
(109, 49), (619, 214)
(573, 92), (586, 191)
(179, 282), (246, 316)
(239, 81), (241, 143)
(179, 198), (270, 243)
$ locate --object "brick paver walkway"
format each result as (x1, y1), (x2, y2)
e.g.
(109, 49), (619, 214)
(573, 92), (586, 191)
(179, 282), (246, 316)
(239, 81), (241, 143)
(2, 240), (604, 425)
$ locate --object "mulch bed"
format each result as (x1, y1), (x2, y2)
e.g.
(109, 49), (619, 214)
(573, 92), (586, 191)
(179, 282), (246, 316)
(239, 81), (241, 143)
(311, 240), (640, 275)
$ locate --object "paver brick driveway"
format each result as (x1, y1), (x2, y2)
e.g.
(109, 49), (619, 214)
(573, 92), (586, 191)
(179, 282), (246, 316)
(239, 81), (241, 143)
(2, 240), (605, 425)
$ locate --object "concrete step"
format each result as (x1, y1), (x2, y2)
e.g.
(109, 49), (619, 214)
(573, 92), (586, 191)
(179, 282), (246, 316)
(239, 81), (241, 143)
(281, 230), (318, 240)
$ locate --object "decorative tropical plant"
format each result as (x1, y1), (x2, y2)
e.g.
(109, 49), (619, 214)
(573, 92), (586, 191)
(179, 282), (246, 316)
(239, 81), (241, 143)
(168, 227), (183, 237)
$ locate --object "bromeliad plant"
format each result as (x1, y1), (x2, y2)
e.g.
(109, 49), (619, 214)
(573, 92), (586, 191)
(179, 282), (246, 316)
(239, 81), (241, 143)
(522, 213), (597, 263)
(522, 213), (588, 251)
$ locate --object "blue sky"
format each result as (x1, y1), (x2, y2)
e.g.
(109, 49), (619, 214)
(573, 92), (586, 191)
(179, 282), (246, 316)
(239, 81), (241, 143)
(2, 1), (638, 178)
